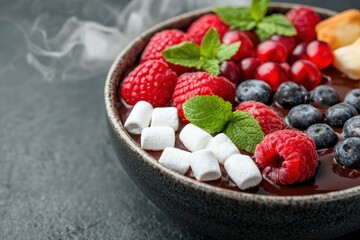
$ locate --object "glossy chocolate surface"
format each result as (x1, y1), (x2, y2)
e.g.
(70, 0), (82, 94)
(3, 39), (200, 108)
(117, 67), (360, 196)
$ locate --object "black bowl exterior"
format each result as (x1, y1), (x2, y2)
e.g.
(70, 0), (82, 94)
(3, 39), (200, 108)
(105, 4), (360, 240)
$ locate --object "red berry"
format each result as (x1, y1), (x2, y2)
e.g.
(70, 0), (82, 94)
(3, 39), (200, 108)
(238, 57), (262, 81)
(289, 42), (308, 63)
(220, 60), (241, 85)
(120, 60), (177, 107)
(256, 40), (288, 63)
(286, 6), (321, 43)
(236, 101), (285, 135)
(290, 60), (322, 90)
(222, 30), (254, 61)
(140, 29), (191, 75)
(172, 72), (235, 121)
(280, 62), (290, 73)
(255, 62), (288, 91)
(255, 129), (318, 185)
(187, 14), (229, 45)
(306, 40), (334, 69)
(270, 34), (297, 54)
(243, 30), (260, 46)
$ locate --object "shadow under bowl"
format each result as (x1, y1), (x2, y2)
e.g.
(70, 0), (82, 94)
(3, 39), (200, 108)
(105, 3), (360, 240)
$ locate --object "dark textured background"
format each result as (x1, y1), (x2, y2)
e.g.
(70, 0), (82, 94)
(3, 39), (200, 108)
(0, 0), (359, 239)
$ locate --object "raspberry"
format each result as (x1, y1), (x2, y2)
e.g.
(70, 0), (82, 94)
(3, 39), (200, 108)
(120, 60), (177, 107)
(187, 14), (229, 45)
(286, 6), (321, 43)
(140, 29), (191, 75)
(172, 72), (235, 121)
(235, 101), (285, 135)
(255, 130), (318, 185)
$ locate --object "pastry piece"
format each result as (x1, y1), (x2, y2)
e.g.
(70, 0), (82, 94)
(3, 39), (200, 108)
(333, 37), (360, 80)
(316, 9), (360, 50)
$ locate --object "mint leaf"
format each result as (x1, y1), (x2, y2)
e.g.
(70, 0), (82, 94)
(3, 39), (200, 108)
(201, 28), (221, 59)
(163, 28), (239, 76)
(223, 110), (264, 153)
(213, 6), (256, 31)
(250, 0), (269, 22)
(255, 27), (273, 42)
(232, 19), (257, 31)
(256, 14), (297, 41)
(183, 95), (232, 134)
(162, 42), (202, 68)
(217, 42), (241, 62)
(201, 58), (220, 76)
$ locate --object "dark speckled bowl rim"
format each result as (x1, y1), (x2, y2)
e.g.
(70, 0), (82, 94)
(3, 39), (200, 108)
(105, 3), (360, 205)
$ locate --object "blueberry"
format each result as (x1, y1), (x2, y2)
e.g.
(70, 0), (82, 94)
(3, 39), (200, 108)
(334, 137), (360, 169)
(305, 124), (338, 149)
(310, 85), (340, 106)
(235, 79), (272, 104)
(326, 103), (358, 127)
(344, 88), (360, 112)
(274, 81), (309, 109)
(344, 116), (360, 138)
(287, 104), (323, 129)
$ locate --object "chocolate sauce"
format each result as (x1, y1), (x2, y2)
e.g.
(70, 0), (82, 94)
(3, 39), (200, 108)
(117, 67), (360, 196)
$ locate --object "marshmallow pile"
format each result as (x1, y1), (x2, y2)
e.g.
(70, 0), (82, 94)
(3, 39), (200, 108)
(124, 101), (178, 150)
(124, 101), (262, 190)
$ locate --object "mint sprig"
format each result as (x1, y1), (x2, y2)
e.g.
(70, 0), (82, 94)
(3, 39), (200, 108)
(214, 0), (296, 41)
(162, 28), (240, 76)
(183, 96), (264, 153)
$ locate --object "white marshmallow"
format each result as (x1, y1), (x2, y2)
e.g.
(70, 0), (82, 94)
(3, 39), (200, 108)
(159, 147), (191, 174)
(224, 154), (262, 190)
(150, 107), (179, 131)
(179, 124), (212, 152)
(141, 127), (175, 151)
(124, 101), (153, 134)
(189, 149), (221, 181)
(206, 133), (240, 165)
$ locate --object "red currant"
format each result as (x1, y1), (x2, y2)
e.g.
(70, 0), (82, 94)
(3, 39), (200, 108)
(238, 57), (262, 81)
(306, 40), (334, 69)
(270, 34), (297, 54)
(256, 40), (288, 63)
(220, 60), (241, 85)
(290, 60), (322, 90)
(280, 62), (290, 73)
(222, 30), (254, 61)
(255, 62), (288, 91)
(289, 42), (308, 64)
(243, 30), (260, 46)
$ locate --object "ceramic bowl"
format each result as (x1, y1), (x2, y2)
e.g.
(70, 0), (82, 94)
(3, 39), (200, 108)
(105, 3), (360, 239)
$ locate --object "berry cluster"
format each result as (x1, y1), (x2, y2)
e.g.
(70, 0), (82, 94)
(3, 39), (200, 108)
(119, 2), (360, 189)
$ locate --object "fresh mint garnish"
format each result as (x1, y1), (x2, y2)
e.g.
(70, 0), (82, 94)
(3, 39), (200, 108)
(183, 95), (232, 134)
(223, 110), (264, 153)
(160, 42), (202, 68)
(256, 14), (297, 41)
(250, 0), (269, 21)
(212, 6), (256, 31)
(183, 95), (264, 152)
(162, 28), (240, 76)
(214, 0), (296, 41)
